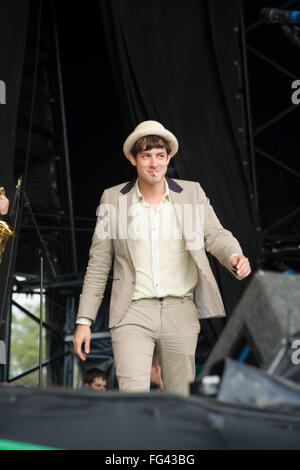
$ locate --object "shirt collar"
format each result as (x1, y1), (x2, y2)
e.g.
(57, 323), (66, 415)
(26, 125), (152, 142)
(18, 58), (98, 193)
(132, 178), (171, 204)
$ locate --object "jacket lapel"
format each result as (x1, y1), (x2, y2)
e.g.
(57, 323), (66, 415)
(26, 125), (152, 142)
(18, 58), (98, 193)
(119, 178), (137, 266)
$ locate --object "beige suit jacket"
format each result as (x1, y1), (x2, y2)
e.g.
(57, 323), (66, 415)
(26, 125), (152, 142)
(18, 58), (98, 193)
(77, 177), (243, 328)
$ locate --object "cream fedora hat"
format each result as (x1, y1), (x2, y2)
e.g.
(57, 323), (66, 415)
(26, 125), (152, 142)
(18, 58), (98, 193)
(123, 120), (179, 160)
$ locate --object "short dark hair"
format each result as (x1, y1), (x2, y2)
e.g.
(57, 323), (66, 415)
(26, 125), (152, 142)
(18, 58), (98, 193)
(83, 367), (107, 385)
(130, 134), (171, 158)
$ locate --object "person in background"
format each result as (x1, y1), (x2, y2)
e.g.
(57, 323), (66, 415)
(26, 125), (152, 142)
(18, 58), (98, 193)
(0, 194), (9, 215)
(83, 367), (107, 391)
(150, 346), (163, 391)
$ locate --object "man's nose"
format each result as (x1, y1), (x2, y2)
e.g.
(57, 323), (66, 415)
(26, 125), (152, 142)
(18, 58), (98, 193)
(149, 156), (159, 167)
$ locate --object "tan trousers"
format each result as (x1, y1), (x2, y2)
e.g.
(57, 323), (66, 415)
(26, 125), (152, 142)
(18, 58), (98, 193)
(110, 296), (201, 396)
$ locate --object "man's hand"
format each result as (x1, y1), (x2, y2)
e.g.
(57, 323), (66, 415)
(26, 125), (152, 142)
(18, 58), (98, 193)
(229, 254), (251, 279)
(0, 195), (9, 215)
(73, 325), (91, 361)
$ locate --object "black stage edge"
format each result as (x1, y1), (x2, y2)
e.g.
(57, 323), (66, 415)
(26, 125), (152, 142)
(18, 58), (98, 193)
(0, 386), (300, 450)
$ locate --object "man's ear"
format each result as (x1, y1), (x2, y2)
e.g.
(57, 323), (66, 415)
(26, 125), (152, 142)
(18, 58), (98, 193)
(128, 153), (137, 167)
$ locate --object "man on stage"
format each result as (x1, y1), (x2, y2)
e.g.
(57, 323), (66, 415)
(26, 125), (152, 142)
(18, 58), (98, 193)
(73, 121), (251, 396)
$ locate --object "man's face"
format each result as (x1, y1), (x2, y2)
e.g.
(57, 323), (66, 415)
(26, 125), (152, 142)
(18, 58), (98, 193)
(129, 146), (171, 186)
(90, 376), (107, 391)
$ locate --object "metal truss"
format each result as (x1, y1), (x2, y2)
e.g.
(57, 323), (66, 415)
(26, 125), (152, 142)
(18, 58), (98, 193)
(7, 274), (83, 385)
(242, 0), (300, 272)
(2, 0), (82, 386)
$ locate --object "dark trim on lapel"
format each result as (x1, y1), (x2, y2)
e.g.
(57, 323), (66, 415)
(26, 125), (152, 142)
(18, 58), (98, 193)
(165, 176), (183, 193)
(120, 178), (137, 194)
(120, 176), (183, 194)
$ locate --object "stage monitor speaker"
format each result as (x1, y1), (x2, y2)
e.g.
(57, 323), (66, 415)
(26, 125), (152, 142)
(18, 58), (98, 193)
(200, 270), (300, 379)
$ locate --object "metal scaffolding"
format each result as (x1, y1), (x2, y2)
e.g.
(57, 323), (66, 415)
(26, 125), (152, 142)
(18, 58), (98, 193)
(1, 0), (82, 387)
(242, 0), (300, 273)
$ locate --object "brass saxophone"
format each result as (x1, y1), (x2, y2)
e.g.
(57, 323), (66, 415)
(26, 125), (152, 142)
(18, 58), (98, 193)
(0, 187), (14, 264)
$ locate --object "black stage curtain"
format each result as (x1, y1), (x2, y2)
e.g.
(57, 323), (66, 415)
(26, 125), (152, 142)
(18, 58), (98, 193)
(0, 0), (29, 371)
(0, 0), (28, 202)
(100, 0), (261, 342)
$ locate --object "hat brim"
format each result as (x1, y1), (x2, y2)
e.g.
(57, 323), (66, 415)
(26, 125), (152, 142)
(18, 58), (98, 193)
(123, 122), (179, 160)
